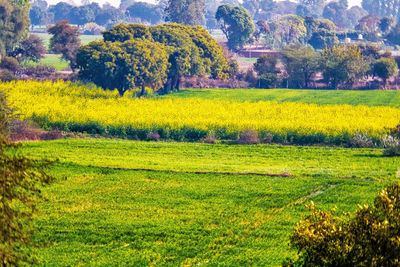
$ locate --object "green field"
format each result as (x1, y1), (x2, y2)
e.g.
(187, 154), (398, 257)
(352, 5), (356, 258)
(33, 33), (103, 49)
(164, 88), (400, 107)
(25, 54), (70, 71)
(20, 138), (399, 266)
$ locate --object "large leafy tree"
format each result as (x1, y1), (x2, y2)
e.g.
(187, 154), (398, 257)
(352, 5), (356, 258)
(48, 2), (73, 22)
(261, 15), (307, 49)
(282, 45), (319, 88)
(319, 45), (369, 89)
(150, 23), (229, 91)
(9, 34), (46, 62)
(373, 57), (399, 86)
(0, 0), (30, 57)
(48, 21), (81, 70)
(165, 0), (205, 26)
(77, 40), (169, 96)
(78, 23), (229, 95)
(216, 4), (255, 51)
(322, 1), (347, 28)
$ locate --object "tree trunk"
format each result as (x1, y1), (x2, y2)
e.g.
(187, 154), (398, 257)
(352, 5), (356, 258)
(176, 75), (181, 92)
(140, 83), (146, 97)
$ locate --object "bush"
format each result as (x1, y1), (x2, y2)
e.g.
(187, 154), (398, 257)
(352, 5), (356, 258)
(0, 57), (19, 72)
(147, 132), (160, 141)
(350, 132), (375, 148)
(0, 92), (53, 265)
(83, 23), (104, 35)
(382, 134), (400, 156)
(288, 183), (400, 266)
(238, 129), (259, 144)
(23, 65), (56, 79)
(0, 69), (16, 82)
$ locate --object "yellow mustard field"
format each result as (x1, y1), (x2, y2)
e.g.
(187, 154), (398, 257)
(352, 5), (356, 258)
(2, 80), (400, 138)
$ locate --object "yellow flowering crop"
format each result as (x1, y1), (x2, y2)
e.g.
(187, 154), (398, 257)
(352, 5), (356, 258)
(2, 80), (400, 139)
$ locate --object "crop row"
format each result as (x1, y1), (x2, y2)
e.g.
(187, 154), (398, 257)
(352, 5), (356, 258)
(2, 81), (400, 145)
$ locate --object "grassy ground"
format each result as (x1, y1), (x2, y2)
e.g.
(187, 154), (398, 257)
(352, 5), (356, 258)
(25, 54), (70, 71)
(20, 138), (400, 266)
(164, 88), (400, 107)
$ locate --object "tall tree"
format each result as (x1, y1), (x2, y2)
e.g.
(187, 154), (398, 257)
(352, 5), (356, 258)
(0, 0), (30, 57)
(48, 21), (81, 70)
(282, 45), (319, 88)
(362, 0), (400, 19)
(126, 2), (164, 25)
(322, 1), (347, 28)
(299, 0), (326, 18)
(9, 34), (46, 62)
(165, 0), (206, 25)
(216, 4), (255, 51)
(48, 2), (73, 22)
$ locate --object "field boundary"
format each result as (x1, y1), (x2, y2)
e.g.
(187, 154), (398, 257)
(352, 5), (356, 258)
(104, 166), (295, 177)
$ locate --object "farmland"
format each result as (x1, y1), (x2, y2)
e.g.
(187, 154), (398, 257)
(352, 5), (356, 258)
(22, 138), (399, 266)
(164, 88), (400, 107)
(3, 81), (400, 145)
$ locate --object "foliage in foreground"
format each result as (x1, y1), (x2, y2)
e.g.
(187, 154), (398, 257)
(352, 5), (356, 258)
(0, 90), (52, 265)
(289, 183), (400, 266)
(3, 81), (400, 145)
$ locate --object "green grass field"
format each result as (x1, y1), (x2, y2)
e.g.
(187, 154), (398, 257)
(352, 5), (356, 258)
(164, 88), (400, 107)
(20, 138), (400, 266)
(25, 54), (70, 71)
(33, 33), (102, 49)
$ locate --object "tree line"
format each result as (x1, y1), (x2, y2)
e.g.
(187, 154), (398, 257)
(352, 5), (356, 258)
(252, 43), (399, 89)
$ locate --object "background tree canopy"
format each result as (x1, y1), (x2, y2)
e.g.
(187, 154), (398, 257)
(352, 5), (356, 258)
(216, 4), (255, 51)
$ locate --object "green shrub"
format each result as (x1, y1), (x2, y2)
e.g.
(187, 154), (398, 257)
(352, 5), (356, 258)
(0, 91), (53, 265)
(288, 183), (400, 266)
(0, 70), (16, 82)
(0, 56), (19, 72)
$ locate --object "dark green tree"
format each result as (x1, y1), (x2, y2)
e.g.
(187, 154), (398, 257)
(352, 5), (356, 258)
(216, 4), (255, 51)
(29, 6), (44, 27)
(380, 16), (396, 34)
(373, 57), (399, 86)
(0, 0), (30, 57)
(308, 29), (339, 50)
(126, 2), (163, 25)
(76, 40), (169, 96)
(322, 1), (347, 28)
(48, 2), (73, 22)
(386, 23), (400, 45)
(254, 54), (279, 88)
(282, 45), (319, 88)
(165, 0), (205, 26)
(48, 20), (81, 70)
(9, 34), (46, 62)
